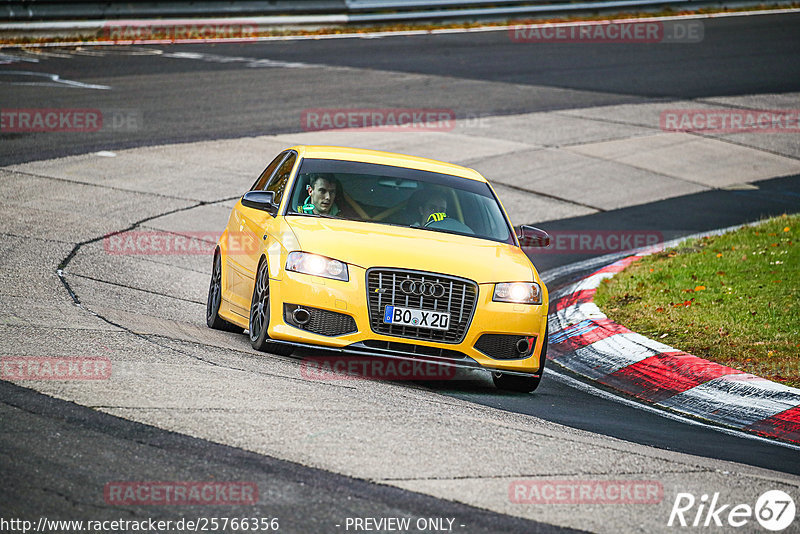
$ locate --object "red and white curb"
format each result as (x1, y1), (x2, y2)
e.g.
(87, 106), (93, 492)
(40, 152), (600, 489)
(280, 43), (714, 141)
(547, 254), (800, 445)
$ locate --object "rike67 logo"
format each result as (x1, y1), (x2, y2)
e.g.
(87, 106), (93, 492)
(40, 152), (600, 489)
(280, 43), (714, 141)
(668, 490), (795, 531)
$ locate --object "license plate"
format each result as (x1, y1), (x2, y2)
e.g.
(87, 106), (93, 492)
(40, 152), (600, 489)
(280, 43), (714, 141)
(383, 305), (450, 331)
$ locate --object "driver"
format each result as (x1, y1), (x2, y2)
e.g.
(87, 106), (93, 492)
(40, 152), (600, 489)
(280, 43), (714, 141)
(299, 174), (340, 216)
(417, 191), (448, 226)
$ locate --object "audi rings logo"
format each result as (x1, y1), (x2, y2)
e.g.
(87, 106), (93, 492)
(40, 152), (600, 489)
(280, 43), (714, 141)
(400, 279), (446, 298)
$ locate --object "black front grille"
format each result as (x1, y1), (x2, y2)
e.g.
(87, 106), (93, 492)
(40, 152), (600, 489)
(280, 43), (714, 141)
(366, 268), (478, 343)
(474, 334), (535, 360)
(361, 340), (467, 360)
(284, 304), (357, 337)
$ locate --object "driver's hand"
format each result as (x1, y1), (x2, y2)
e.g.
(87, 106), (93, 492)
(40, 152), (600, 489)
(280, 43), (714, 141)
(425, 212), (447, 225)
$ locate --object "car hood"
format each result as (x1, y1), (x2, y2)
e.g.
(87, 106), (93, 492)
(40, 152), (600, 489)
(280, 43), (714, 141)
(285, 216), (536, 284)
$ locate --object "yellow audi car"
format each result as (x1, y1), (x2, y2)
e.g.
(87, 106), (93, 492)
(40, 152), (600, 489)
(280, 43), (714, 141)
(206, 146), (550, 391)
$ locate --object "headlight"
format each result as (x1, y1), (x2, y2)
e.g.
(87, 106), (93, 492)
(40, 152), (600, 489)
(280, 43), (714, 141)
(286, 251), (349, 282)
(493, 282), (542, 304)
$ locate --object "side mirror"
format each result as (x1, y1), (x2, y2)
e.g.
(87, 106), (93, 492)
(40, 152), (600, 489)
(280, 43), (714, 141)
(515, 225), (551, 248)
(242, 191), (277, 215)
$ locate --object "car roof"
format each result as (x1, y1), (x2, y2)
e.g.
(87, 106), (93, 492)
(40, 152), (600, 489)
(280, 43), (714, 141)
(290, 145), (487, 183)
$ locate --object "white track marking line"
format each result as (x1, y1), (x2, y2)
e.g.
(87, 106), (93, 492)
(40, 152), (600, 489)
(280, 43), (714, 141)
(20, 49), (74, 59)
(0, 70), (110, 89)
(0, 52), (38, 63)
(71, 46), (164, 56)
(161, 51), (312, 68)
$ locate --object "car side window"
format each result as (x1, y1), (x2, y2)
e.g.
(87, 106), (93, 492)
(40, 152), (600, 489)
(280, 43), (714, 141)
(264, 152), (297, 205)
(251, 152), (288, 192)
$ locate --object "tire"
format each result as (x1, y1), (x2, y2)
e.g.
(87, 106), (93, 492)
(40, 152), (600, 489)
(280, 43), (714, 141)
(207, 252), (243, 333)
(249, 258), (294, 356)
(492, 321), (548, 393)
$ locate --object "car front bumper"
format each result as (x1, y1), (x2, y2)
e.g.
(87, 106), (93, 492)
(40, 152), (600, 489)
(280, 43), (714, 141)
(267, 266), (548, 374)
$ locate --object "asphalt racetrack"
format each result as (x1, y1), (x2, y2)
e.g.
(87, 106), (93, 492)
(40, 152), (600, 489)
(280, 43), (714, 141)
(2, 11), (800, 534)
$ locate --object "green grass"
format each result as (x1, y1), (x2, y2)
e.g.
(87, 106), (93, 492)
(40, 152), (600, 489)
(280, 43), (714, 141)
(594, 214), (800, 387)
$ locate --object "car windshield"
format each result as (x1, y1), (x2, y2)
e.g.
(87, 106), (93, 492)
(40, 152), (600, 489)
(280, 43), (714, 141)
(287, 158), (514, 244)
